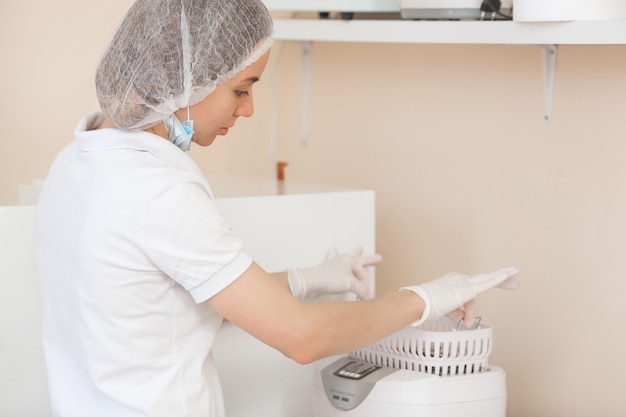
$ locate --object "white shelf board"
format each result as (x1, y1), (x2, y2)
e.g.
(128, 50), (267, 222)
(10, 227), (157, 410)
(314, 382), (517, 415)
(272, 18), (626, 44)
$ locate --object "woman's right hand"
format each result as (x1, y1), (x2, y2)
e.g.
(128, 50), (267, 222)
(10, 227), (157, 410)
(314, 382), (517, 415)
(401, 266), (521, 326)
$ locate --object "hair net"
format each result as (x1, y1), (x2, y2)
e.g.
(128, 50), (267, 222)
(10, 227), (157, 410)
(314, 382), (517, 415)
(95, 0), (274, 131)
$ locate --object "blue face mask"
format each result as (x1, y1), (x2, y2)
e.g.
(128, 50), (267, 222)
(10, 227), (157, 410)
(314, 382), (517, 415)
(164, 108), (195, 152)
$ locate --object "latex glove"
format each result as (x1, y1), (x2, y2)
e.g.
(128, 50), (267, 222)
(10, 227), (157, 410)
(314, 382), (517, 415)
(401, 266), (520, 327)
(287, 247), (383, 300)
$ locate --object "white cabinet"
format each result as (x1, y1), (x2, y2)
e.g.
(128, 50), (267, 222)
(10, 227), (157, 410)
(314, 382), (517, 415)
(0, 206), (47, 417)
(0, 174), (376, 417)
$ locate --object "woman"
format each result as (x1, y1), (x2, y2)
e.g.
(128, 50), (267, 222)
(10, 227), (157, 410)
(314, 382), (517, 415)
(36, 0), (519, 416)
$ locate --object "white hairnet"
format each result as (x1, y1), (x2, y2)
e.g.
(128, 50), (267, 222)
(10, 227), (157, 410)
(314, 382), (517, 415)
(95, 0), (274, 131)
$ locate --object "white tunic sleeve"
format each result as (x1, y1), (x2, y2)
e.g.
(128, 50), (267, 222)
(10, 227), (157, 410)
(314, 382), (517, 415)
(144, 169), (253, 303)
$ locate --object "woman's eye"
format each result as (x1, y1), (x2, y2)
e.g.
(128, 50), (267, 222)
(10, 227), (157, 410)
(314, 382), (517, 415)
(235, 90), (249, 97)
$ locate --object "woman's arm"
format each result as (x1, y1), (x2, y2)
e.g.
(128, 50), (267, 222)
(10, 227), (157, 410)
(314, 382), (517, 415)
(269, 271), (290, 291)
(207, 262), (424, 365)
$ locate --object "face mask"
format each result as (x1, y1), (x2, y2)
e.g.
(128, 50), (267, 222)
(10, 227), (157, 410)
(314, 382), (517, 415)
(163, 107), (195, 152)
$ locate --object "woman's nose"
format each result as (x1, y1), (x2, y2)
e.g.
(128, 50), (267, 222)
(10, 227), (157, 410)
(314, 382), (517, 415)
(235, 95), (254, 118)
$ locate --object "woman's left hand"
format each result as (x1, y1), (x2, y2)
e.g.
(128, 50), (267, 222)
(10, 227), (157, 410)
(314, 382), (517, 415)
(287, 247), (383, 300)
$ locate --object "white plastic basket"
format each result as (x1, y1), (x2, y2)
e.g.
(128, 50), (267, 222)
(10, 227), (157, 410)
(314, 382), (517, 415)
(349, 316), (493, 377)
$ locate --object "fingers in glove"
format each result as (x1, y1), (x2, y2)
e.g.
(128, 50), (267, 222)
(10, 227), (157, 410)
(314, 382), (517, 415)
(470, 266), (520, 293)
(462, 299), (475, 326)
(350, 278), (371, 300)
(351, 263), (372, 299)
(357, 253), (383, 268)
(351, 254), (382, 284)
(497, 276), (521, 289)
(446, 303), (475, 327)
(352, 263), (369, 281)
(347, 246), (383, 267)
(447, 308), (465, 323)
(347, 246), (364, 257)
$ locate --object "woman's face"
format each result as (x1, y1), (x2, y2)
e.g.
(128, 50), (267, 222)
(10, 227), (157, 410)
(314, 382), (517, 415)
(175, 49), (271, 147)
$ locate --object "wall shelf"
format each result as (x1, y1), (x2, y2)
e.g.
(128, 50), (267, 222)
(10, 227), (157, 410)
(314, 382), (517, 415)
(271, 18), (626, 125)
(272, 18), (626, 45)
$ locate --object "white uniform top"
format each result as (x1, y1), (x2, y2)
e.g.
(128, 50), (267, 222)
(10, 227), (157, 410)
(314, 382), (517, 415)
(37, 113), (253, 417)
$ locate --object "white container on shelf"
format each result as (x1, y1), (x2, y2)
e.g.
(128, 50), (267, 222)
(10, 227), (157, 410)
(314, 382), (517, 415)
(513, 0), (626, 22)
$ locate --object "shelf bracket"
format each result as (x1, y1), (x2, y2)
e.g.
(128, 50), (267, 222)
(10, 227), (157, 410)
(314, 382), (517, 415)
(300, 41), (311, 146)
(514, 44), (559, 123)
(534, 44), (557, 123)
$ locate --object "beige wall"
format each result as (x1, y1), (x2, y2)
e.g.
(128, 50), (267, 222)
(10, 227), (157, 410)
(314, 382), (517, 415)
(2, 2), (626, 416)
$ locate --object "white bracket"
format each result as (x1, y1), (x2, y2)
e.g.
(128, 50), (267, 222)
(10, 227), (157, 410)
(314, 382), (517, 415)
(540, 44), (557, 123)
(525, 44), (557, 123)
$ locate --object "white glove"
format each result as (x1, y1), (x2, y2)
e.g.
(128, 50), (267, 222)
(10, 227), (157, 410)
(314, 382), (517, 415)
(402, 266), (520, 327)
(287, 247), (383, 300)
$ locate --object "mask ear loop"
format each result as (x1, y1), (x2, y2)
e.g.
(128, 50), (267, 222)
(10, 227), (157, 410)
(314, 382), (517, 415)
(182, 105), (195, 135)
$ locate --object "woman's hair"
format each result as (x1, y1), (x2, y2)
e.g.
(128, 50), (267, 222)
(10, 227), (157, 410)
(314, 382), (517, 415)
(95, 0), (273, 131)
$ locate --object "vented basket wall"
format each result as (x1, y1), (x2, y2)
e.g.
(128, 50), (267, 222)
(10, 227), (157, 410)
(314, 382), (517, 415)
(350, 316), (493, 377)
